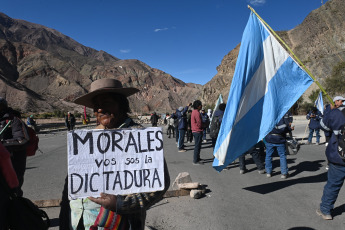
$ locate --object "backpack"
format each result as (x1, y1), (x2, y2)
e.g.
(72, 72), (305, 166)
(25, 125), (39, 157)
(337, 109), (345, 161)
(210, 117), (221, 139)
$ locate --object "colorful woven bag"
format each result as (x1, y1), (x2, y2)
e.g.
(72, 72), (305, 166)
(90, 207), (127, 230)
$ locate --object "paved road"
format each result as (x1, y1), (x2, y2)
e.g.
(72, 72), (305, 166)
(22, 116), (344, 229)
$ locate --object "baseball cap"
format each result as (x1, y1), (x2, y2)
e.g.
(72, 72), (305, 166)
(333, 96), (345, 102)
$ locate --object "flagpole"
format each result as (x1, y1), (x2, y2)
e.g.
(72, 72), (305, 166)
(247, 5), (334, 106)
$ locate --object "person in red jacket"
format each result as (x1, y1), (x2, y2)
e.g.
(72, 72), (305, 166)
(191, 100), (204, 165)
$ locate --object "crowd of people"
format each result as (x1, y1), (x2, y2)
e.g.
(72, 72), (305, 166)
(0, 76), (344, 228)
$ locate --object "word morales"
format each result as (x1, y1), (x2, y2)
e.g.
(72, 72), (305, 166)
(72, 130), (163, 155)
(70, 168), (162, 194)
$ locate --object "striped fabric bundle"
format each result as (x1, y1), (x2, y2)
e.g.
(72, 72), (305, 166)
(90, 207), (127, 230)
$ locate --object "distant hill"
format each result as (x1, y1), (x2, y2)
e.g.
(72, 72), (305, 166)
(0, 12), (201, 113)
(202, 0), (345, 105)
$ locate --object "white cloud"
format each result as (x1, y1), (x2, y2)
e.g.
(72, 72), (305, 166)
(120, 49), (131, 53)
(154, 27), (168, 32)
(248, 0), (266, 6)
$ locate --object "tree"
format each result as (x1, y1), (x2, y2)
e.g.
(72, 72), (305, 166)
(325, 61), (345, 96)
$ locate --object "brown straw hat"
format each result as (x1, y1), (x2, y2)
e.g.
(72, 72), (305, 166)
(74, 78), (139, 108)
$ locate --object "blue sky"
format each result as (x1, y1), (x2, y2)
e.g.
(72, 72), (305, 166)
(2, 0), (327, 85)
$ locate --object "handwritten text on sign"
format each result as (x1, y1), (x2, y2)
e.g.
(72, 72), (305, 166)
(67, 127), (164, 199)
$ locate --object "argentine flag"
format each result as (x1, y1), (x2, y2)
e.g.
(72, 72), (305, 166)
(209, 94), (224, 128)
(213, 13), (314, 172)
(315, 92), (324, 114)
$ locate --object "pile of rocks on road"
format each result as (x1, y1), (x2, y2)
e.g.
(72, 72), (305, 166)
(170, 172), (207, 199)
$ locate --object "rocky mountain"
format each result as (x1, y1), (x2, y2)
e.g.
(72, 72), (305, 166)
(202, 0), (345, 105)
(0, 12), (201, 114)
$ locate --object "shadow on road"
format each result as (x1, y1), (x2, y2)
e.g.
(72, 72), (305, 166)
(332, 203), (345, 218)
(243, 170), (327, 195)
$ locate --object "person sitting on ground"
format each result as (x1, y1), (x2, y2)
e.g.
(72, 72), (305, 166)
(306, 107), (322, 145)
(59, 78), (170, 230)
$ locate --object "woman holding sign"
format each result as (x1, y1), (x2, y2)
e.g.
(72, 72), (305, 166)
(59, 78), (170, 230)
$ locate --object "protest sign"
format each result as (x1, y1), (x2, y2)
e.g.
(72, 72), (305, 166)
(67, 127), (164, 199)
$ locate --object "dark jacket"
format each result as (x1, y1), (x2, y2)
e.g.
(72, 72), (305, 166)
(0, 107), (29, 196)
(306, 109), (322, 130)
(65, 114), (76, 127)
(265, 116), (292, 144)
(323, 104), (332, 138)
(283, 111), (293, 124)
(320, 106), (345, 166)
(150, 113), (159, 126)
(172, 106), (188, 130)
(209, 109), (224, 139)
(0, 108), (29, 153)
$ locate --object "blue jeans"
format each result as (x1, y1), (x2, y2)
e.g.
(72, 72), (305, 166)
(308, 128), (320, 143)
(178, 129), (186, 150)
(320, 163), (345, 215)
(175, 127), (179, 142)
(193, 132), (203, 163)
(265, 142), (288, 175)
(203, 129), (207, 140)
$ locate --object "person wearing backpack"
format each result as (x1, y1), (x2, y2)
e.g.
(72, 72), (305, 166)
(210, 103), (226, 149)
(0, 97), (29, 197)
(317, 96), (345, 220)
(171, 104), (191, 152)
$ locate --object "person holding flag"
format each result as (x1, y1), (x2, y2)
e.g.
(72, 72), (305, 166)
(212, 8), (314, 171)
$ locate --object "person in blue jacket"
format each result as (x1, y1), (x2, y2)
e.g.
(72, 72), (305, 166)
(171, 103), (191, 152)
(265, 114), (294, 179)
(317, 96), (345, 220)
(306, 107), (322, 145)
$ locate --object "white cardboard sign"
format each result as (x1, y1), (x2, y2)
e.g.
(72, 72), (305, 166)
(67, 127), (164, 200)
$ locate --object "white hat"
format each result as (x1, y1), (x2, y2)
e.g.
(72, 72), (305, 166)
(333, 96), (345, 102)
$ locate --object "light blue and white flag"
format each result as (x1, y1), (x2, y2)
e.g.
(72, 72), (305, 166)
(209, 94), (224, 127)
(212, 13), (314, 172)
(315, 92), (324, 114)
(213, 94), (224, 115)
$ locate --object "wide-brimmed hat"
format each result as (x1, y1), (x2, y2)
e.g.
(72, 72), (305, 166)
(333, 96), (345, 102)
(74, 78), (139, 108)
